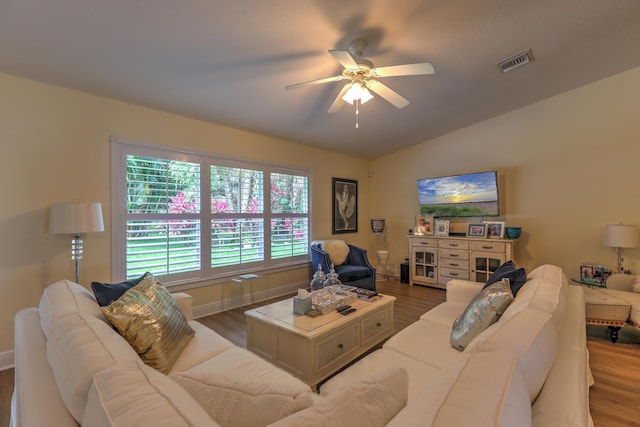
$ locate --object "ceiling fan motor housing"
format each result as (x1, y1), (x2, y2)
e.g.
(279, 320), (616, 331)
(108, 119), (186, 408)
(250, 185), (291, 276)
(347, 38), (368, 58)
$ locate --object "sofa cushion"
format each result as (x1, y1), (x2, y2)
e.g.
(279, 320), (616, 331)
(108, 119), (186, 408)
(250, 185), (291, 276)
(419, 301), (467, 328)
(170, 320), (236, 373)
(335, 264), (372, 281)
(320, 348), (440, 400)
(46, 312), (140, 422)
(170, 347), (313, 427)
(472, 308), (559, 402)
(483, 260), (528, 296)
(313, 239), (350, 265)
(383, 319), (467, 369)
(501, 274), (567, 334)
(450, 279), (514, 351)
(101, 274), (195, 374)
(386, 350), (531, 427)
(83, 359), (220, 427)
(270, 367), (408, 427)
(529, 264), (569, 296)
(39, 279), (106, 339)
(90, 272), (147, 306)
(445, 279), (484, 306)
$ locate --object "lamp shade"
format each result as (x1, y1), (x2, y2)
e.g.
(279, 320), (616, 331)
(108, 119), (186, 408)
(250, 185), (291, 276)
(342, 82), (374, 105)
(603, 224), (639, 248)
(49, 202), (104, 234)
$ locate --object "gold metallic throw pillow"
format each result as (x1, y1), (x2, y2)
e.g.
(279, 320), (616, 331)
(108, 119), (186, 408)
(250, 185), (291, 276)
(101, 274), (194, 374)
(450, 278), (514, 351)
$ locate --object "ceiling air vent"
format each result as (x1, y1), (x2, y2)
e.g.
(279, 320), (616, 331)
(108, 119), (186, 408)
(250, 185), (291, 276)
(497, 49), (533, 73)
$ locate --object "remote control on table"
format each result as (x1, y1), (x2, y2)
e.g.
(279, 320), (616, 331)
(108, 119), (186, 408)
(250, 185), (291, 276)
(336, 305), (351, 313)
(340, 308), (357, 315)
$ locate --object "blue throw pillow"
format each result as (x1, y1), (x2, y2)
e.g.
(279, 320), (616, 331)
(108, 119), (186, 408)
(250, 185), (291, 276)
(482, 261), (527, 296)
(91, 272), (148, 306)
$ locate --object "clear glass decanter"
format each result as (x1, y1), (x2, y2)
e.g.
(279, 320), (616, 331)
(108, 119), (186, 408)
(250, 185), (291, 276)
(310, 264), (326, 291)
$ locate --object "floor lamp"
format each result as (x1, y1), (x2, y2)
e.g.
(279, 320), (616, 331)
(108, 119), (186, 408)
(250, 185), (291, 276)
(49, 202), (104, 283)
(603, 223), (639, 273)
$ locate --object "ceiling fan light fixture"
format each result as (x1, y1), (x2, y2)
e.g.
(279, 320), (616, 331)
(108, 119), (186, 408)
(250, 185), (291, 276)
(342, 82), (373, 105)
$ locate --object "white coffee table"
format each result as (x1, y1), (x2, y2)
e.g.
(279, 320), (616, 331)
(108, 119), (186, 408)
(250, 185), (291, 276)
(245, 294), (395, 388)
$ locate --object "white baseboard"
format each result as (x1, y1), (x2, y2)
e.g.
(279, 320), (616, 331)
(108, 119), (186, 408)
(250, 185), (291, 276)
(0, 349), (14, 371)
(192, 281), (306, 319)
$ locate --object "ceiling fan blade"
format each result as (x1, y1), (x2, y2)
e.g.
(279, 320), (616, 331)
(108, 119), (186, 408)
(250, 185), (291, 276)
(284, 75), (346, 91)
(371, 62), (435, 77)
(367, 80), (410, 108)
(328, 83), (351, 113)
(328, 50), (359, 70)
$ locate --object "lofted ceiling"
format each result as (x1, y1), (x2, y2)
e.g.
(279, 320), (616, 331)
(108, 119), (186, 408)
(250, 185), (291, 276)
(1, 0), (640, 159)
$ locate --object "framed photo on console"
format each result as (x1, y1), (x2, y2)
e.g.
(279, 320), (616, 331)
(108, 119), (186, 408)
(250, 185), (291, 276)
(414, 215), (434, 235)
(434, 219), (450, 236)
(466, 223), (486, 238)
(484, 221), (505, 239)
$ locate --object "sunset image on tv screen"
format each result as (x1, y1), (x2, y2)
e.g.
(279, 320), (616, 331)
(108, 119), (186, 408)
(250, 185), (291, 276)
(418, 171), (499, 217)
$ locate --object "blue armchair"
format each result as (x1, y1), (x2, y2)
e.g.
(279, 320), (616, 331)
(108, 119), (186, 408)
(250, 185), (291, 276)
(310, 240), (376, 291)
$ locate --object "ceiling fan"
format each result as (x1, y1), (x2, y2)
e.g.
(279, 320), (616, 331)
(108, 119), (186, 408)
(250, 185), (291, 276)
(285, 38), (434, 125)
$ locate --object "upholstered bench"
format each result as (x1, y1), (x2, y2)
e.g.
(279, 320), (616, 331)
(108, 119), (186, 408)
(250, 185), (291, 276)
(583, 286), (631, 342)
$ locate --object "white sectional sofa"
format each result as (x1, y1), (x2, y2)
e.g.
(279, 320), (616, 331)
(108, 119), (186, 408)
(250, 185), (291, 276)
(11, 280), (316, 427)
(320, 264), (593, 427)
(12, 264), (592, 427)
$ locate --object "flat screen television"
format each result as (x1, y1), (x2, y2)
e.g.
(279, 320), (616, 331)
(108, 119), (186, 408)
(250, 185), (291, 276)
(418, 170), (499, 217)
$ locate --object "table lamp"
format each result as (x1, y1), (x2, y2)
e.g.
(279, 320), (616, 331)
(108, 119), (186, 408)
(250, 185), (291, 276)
(603, 223), (639, 273)
(49, 202), (104, 283)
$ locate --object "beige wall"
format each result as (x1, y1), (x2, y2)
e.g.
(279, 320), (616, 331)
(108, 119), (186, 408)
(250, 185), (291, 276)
(2, 65), (640, 355)
(370, 65), (640, 279)
(0, 72), (371, 353)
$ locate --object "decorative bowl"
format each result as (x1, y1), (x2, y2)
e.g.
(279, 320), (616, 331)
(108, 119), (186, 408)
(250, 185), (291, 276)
(505, 227), (522, 239)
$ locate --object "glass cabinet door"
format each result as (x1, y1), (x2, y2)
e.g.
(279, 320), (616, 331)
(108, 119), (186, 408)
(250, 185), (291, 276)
(471, 252), (505, 282)
(411, 248), (438, 285)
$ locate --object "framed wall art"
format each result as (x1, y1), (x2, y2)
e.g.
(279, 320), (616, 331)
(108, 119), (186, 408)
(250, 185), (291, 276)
(484, 221), (505, 239)
(434, 219), (450, 236)
(466, 223), (486, 238)
(332, 177), (358, 233)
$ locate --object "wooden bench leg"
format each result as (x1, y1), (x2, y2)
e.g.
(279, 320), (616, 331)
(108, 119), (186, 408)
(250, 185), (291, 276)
(608, 326), (621, 343)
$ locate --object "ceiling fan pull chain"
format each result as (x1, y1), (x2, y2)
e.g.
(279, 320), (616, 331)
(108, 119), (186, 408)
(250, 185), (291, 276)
(355, 99), (360, 129)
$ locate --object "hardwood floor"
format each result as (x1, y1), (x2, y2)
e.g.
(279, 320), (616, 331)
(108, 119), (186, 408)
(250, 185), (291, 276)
(0, 280), (638, 426)
(0, 369), (11, 427)
(586, 324), (640, 427)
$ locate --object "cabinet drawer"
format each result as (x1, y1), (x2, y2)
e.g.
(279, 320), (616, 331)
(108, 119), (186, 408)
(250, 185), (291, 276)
(246, 318), (277, 362)
(317, 325), (359, 370)
(361, 307), (392, 344)
(438, 249), (469, 261)
(439, 267), (470, 280)
(412, 238), (437, 247)
(439, 258), (469, 270)
(438, 240), (469, 250)
(470, 241), (506, 253)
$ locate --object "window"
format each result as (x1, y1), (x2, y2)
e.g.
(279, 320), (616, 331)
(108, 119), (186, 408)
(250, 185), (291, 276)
(111, 138), (310, 284)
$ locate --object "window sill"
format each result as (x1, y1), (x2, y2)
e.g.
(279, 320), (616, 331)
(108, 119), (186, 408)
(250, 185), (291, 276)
(165, 260), (312, 292)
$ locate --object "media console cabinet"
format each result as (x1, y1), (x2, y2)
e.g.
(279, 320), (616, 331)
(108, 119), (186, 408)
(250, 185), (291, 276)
(408, 235), (516, 289)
